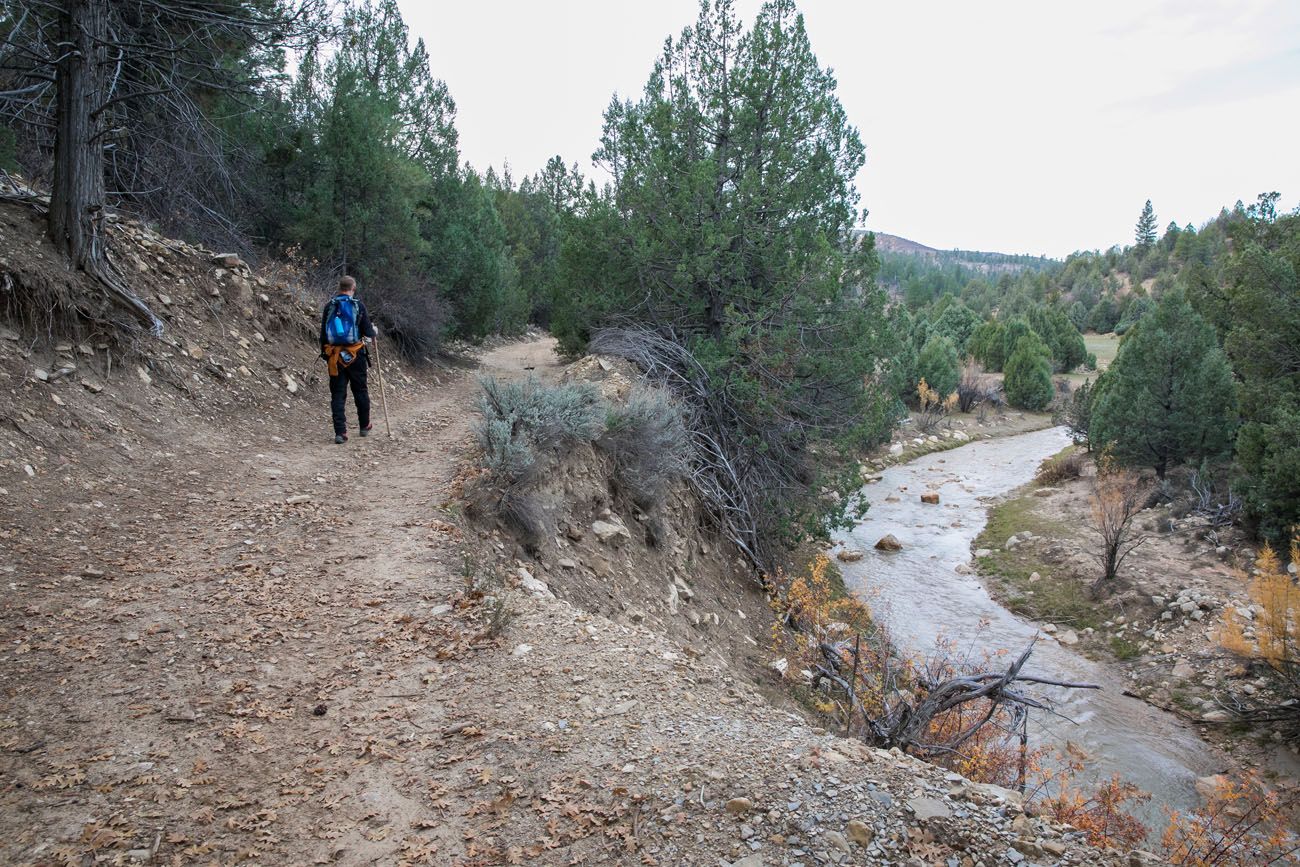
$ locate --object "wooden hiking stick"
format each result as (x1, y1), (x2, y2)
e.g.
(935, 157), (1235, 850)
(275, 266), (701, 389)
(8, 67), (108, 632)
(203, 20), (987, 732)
(370, 336), (392, 437)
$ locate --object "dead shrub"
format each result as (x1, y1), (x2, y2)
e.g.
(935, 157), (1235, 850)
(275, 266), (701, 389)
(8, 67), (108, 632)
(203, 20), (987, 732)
(1034, 449), (1086, 486)
(367, 277), (451, 361)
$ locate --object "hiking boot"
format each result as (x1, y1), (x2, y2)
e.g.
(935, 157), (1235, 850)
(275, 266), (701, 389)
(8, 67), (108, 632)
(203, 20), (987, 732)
(359, 423), (373, 437)
(334, 433), (348, 444)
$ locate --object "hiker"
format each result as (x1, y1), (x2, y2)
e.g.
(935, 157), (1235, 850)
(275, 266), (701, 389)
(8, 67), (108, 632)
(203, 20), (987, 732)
(319, 275), (379, 444)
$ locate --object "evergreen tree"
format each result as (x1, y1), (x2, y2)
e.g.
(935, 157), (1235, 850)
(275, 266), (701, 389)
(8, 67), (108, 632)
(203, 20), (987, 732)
(554, 0), (897, 564)
(1218, 197), (1300, 543)
(917, 335), (960, 398)
(1135, 199), (1158, 249)
(1003, 333), (1054, 411)
(968, 320), (1005, 371)
(932, 302), (981, 355)
(1090, 291), (1237, 479)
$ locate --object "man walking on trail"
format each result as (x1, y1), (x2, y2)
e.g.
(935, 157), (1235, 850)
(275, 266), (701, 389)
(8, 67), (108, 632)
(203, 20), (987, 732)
(320, 276), (379, 444)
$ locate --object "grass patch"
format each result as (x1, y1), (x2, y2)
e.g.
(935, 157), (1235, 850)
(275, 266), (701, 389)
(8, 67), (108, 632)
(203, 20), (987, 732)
(1109, 635), (1142, 660)
(1065, 333), (1121, 387)
(974, 491), (1102, 632)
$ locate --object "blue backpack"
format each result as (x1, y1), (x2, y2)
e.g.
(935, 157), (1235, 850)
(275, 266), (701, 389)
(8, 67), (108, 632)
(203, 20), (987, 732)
(324, 294), (360, 345)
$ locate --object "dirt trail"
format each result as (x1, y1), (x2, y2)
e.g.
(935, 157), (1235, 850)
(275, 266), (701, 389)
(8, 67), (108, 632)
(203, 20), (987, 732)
(3, 339), (568, 863)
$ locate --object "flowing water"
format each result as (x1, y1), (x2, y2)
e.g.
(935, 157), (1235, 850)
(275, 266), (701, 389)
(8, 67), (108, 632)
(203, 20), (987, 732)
(833, 426), (1219, 819)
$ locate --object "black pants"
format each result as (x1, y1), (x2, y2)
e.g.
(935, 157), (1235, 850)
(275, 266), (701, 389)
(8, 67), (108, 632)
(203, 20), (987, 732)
(329, 355), (370, 436)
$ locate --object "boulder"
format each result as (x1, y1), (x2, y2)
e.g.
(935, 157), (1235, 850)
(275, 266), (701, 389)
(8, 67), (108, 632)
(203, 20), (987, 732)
(874, 534), (903, 552)
(836, 549), (865, 563)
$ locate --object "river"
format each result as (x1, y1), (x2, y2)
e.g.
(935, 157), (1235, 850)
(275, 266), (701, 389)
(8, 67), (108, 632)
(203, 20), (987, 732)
(833, 425), (1220, 820)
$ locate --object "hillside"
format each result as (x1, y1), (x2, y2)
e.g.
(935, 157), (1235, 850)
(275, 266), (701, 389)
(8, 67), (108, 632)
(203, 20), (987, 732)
(0, 206), (1148, 865)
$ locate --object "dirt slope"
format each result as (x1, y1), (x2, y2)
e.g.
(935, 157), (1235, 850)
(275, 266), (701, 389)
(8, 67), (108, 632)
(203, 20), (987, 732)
(1, 211), (1143, 865)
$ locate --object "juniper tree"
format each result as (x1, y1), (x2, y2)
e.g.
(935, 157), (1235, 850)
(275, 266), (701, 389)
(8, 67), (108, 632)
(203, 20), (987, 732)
(0, 0), (322, 333)
(559, 0), (897, 567)
(1003, 333), (1054, 411)
(1090, 291), (1237, 479)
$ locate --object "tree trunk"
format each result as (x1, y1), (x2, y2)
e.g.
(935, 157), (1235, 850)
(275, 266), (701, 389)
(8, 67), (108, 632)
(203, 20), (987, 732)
(47, 0), (163, 335)
(49, 0), (107, 267)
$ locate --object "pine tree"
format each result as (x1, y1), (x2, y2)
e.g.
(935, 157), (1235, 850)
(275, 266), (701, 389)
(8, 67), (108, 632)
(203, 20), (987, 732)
(1135, 199), (1158, 249)
(1090, 291), (1237, 479)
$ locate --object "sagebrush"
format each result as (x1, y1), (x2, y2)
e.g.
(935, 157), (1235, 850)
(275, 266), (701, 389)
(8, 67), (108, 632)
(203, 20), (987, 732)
(598, 389), (691, 509)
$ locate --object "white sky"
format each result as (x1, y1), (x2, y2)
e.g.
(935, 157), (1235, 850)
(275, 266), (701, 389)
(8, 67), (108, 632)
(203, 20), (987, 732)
(399, 0), (1300, 258)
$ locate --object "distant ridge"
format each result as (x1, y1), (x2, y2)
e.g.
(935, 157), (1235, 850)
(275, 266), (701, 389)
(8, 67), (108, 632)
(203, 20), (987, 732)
(871, 232), (941, 255)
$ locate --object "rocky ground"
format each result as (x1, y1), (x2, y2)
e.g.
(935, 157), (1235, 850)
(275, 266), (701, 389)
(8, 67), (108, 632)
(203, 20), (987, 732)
(970, 458), (1300, 799)
(1, 206), (1155, 865)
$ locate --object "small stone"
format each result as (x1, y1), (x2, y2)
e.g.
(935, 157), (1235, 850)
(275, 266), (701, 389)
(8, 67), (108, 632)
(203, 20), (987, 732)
(137, 366), (152, 385)
(726, 797), (754, 814)
(874, 534), (903, 552)
(845, 819), (874, 846)
(511, 643), (533, 657)
(557, 557), (578, 570)
(974, 548), (992, 558)
(920, 492), (940, 504)
(1057, 629), (1079, 646)
(1028, 571), (1041, 583)
(1201, 710), (1232, 723)
(836, 549), (864, 562)
(517, 568), (554, 599)
(605, 699), (639, 717)
(285, 494), (312, 505)
(823, 831), (851, 854)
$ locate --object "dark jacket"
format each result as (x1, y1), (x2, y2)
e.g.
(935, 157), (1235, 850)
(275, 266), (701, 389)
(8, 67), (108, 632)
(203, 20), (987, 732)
(319, 294), (377, 351)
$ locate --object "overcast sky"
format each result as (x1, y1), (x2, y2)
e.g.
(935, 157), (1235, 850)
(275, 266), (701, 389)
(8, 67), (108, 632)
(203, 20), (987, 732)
(399, 0), (1300, 258)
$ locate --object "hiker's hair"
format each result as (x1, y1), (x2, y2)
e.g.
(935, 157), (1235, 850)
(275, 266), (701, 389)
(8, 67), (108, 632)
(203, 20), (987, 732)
(339, 276), (356, 293)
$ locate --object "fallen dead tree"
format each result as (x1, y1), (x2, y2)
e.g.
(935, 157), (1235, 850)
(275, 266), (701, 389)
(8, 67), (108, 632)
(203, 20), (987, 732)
(812, 636), (1099, 760)
(772, 557), (1100, 791)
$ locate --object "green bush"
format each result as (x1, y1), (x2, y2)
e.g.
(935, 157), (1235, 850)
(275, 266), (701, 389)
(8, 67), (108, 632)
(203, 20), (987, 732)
(1003, 335), (1054, 411)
